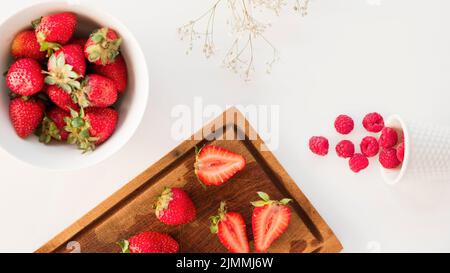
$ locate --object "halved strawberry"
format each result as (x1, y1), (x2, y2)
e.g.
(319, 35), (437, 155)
(210, 202), (250, 253)
(251, 192), (292, 253)
(195, 145), (246, 186)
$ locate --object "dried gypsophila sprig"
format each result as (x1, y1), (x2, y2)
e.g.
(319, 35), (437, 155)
(178, 0), (309, 81)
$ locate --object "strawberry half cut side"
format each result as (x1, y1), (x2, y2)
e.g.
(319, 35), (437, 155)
(195, 145), (246, 186)
(210, 202), (250, 253)
(251, 192), (292, 253)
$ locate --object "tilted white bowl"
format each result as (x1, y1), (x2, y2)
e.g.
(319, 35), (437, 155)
(0, 1), (149, 170)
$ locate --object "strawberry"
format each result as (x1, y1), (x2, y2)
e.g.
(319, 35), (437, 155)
(9, 97), (44, 138)
(251, 192), (292, 253)
(46, 85), (80, 113)
(154, 187), (196, 225)
(38, 107), (70, 144)
(118, 232), (179, 253)
(210, 202), (250, 253)
(69, 37), (88, 48)
(64, 107), (118, 152)
(92, 55), (128, 93)
(33, 12), (77, 53)
(11, 30), (46, 61)
(195, 145), (246, 186)
(43, 48), (82, 93)
(53, 44), (86, 76)
(84, 27), (122, 65)
(6, 58), (44, 96)
(72, 74), (118, 108)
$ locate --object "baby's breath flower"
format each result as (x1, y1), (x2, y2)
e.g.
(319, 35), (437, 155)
(179, 0), (309, 80)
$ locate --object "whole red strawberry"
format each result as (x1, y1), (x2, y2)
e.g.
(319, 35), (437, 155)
(118, 232), (179, 253)
(65, 107), (118, 152)
(38, 107), (70, 144)
(43, 49), (82, 93)
(84, 27), (122, 65)
(11, 30), (46, 61)
(195, 145), (246, 186)
(155, 187), (196, 225)
(33, 12), (77, 53)
(92, 55), (128, 93)
(72, 74), (118, 108)
(210, 202), (250, 253)
(46, 85), (80, 113)
(252, 192), (292, 253)
(7, 58), (44, 96)
(9, 97), (44, 138)
(53, 44), (86, 76)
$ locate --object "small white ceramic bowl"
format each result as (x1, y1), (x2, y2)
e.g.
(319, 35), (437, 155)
(0, 1), (149, 170)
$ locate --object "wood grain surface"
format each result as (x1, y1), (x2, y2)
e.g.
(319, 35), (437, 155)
(36, 108), (342, 253)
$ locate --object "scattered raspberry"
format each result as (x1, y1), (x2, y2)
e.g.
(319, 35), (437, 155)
(360, 136), (380, 157)
(379, 148), (401, 169)
(334, 115), (354, 135)
(397, 142), (405, 163)
(309, 136), (329, 156)
(335, 140), (355, 158)
(379, 127), (398, 148)
(363, 112), (384, 133)
(349, 153), (369, 173)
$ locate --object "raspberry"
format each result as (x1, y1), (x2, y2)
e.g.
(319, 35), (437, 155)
(363, 112), (384, 133)
(349, 153), (369, 173)
(379, 148), (401, 169)
(335, 140), (355, 158)
(309, 136), (329, 156)
(379, 127), (398, 148)
(334, 115), (354, 135)
(360, 136), (380, 157)
(397, 142), (405, 163)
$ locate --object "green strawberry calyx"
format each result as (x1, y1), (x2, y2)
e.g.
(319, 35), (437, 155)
(37, 116), (61, 144)
(64, 108), (99, 153)
(154, 187), (174, 218)
(251, 192), (292, 207)
(70, 77), (91, 108)
(117, 240), (131, 253)
(44, 53), (81, 93)
(209, 201), (228, 234)
(86, 27), (122, 65)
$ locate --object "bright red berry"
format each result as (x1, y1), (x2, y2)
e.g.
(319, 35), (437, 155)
(92, 55), (128, 93)
(210, 202), (250, 253)
(309, 136), (329, 156)
(6, 58), (44, 96)
(155, 187), (196, 225)
(46, 85), (80, 113)
(349, 153), (369, 173)
(379, 127), (398, 149)
(34, 12), (77, 52)
(360, 136), (380, 157)
(53, 44), (86, 76)
(118, 232), (179, 253)
(72, 74), (118, 108)
(379, 148), (401, 169)
(9, 97), (44, 138)
(397, 142), (405, 163)
(334, 115), (354, 135)
(11, 30), (46, 61)
(363, 112), (384, 133)
(335, 140), (355, 158)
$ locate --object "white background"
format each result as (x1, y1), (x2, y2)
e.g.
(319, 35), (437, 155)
(1, 0), (450, 253)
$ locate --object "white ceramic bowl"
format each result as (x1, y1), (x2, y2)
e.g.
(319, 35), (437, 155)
(0, 1), (149, 170)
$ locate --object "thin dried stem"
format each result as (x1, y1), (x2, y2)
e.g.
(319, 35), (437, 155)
(179, 0), (309, 80)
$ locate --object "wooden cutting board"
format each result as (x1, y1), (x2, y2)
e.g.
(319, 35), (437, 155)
(36, 107), (342, 253)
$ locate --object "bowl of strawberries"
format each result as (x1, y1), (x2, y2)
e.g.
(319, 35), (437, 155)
(0, 1), (149, 170)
